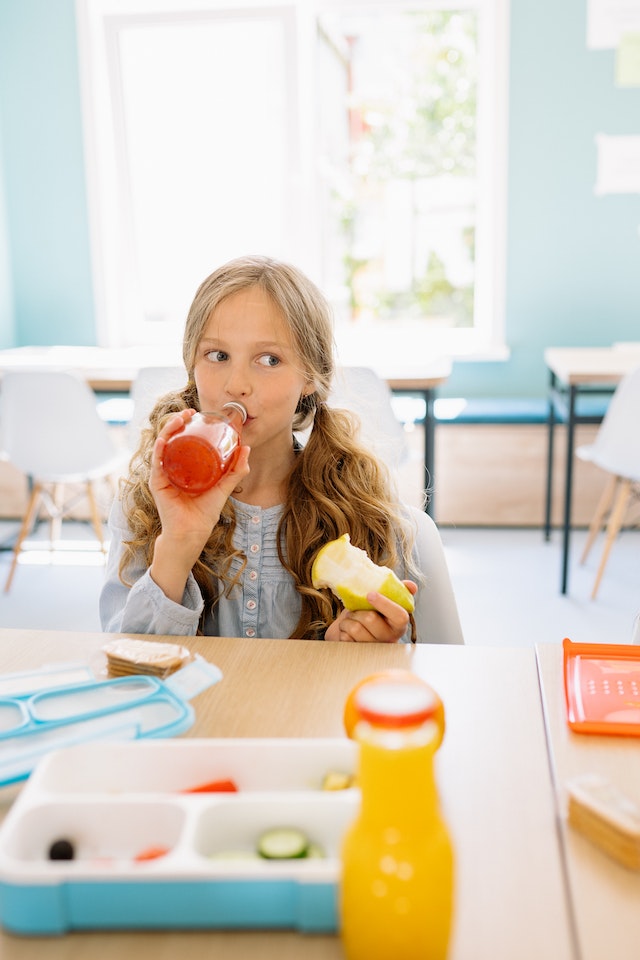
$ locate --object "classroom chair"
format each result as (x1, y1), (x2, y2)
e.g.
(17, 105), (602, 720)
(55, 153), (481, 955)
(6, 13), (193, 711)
(1, 369), (129, 592)
(326, 365), (410, 470)
(127, 365), (188, 450)
(577, 365), (640, 599)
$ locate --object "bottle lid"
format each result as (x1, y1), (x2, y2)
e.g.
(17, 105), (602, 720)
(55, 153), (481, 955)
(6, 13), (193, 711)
(221, 401), (248, 424)
(354, 678), (439, 728)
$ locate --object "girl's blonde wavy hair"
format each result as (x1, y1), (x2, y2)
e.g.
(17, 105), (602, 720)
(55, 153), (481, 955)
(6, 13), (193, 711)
(119, 254), (416, 639)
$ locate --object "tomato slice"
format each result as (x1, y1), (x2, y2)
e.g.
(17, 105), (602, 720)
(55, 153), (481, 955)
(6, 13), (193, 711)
(134, 845), (170, 862)
(182, 778), (239, 794)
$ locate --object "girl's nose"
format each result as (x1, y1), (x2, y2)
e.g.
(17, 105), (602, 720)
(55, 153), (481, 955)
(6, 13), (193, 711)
(224, 363), (252, 398)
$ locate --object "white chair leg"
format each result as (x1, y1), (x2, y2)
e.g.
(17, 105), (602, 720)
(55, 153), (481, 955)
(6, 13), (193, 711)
(591, 478), (632, 600)
(580, 474), (618, 564)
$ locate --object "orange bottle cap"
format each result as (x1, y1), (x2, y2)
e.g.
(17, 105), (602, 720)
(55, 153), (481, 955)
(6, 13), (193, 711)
(354, 678), (439, 728)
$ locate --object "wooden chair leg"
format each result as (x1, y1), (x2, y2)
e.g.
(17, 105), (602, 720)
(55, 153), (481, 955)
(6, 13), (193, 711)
(580, 474), (618, 564)
(591, 478), (632, 600)
(49, 482), (64, 546)
(85, 482), (107, 553)
(105, 473), (119, 499)
(4, 484), (43, 593)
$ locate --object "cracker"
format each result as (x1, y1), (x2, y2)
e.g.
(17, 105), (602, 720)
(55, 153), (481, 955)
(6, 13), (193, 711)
(567, 773), (640, 871)
(103, 638), (192, 679)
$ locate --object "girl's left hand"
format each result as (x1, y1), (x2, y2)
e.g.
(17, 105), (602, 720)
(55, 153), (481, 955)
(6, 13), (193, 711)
(324, 581), (418, 643)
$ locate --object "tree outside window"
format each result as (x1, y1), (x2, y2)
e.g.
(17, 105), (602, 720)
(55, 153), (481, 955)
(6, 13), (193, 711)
(321, 10), (478, 330)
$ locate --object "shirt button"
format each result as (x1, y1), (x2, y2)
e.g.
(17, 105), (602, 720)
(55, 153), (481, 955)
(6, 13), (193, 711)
(249, 570), (258, 581)
(246, 599), (257, 610)
(246, 628), (256, 638)
(249, 543), (260, 554)
(251, 515), (260, 524)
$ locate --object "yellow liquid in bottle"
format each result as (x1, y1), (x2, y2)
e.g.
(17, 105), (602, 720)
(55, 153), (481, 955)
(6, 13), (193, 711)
(340, 723), (454, 960)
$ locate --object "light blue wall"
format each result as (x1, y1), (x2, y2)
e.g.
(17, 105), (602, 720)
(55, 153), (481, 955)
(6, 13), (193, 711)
(0, 0), (95, 347)
(0, 0), (639, 394)
(0, 102), (13, 348)
(451, 0), (640, 397)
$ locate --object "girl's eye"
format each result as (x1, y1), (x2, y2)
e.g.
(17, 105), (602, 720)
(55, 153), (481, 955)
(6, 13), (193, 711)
(205, 350), (228, 363)
(258, 354), (281, 368)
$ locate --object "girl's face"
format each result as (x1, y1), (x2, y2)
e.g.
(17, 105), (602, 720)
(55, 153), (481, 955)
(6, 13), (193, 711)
(193, 285), (311, 457)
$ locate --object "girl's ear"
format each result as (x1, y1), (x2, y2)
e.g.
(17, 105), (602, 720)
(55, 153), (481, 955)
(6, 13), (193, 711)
(301, 381), (317, 398)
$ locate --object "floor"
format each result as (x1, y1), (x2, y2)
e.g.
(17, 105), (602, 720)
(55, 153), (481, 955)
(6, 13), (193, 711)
(1, 515), (638, 647)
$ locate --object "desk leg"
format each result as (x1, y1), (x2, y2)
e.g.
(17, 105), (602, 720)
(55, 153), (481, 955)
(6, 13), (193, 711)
(423, 389), (435, 518)
(391, 387), (437, 517)
(560, 385), (577, 595)
(544, 372), (556, 541)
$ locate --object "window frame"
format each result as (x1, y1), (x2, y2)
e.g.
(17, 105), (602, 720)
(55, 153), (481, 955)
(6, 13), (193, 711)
(76, 0), (510, 361)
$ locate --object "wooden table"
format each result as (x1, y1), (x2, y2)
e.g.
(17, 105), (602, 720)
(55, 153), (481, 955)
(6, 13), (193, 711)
(543, 346), (640, 594)
(0, 345), (182, 393)
(536, 642), (640, 960)
(0, 630), (573, 960)
(0, 345), (451, 517)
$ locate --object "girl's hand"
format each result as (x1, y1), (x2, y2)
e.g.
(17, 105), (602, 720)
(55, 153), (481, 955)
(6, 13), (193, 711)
(147, 411), (250, 601)
(324, 581), (418, 644)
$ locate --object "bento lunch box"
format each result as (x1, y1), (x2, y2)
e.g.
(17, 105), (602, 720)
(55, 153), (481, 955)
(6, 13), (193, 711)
(0, 738), (358, 935)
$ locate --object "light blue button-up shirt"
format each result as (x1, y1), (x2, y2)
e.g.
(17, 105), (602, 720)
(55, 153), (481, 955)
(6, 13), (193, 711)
(100, 493), (425, 642)
(100, 497), (311, 639)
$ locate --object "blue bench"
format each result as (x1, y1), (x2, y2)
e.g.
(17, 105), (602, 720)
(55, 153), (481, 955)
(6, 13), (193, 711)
(101, 391), (611, 429)
(434, 397), (548, 424)
(433, 396), (610, 425)
(96, 393), (134, 425)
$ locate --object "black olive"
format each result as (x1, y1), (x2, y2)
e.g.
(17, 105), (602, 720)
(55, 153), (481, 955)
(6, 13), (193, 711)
(48, 838), (75, 861)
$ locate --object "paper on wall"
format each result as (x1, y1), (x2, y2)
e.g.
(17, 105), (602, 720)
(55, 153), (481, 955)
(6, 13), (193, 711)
(587, 0), (640, 49)
(594, 133), (640, 195)
(616, 31), (640, 85)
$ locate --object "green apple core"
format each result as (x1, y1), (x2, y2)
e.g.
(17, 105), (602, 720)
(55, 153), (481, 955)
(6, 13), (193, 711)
(312, 534), (414, 613)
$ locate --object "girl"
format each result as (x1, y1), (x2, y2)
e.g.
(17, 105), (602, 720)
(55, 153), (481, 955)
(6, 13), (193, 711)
(100, 255), (432, 643)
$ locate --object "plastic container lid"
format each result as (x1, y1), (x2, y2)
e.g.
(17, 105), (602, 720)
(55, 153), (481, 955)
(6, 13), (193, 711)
(563, 637), (640, 737)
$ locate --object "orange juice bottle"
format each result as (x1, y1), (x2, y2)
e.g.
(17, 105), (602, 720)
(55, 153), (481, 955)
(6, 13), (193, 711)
(340, 675), (454, 960)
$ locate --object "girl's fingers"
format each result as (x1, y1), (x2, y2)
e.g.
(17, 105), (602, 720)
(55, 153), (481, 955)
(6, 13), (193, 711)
(229, 445), (252, 480)
(210, 445), (251, 499)
(154, 409), (191, 435)
(364, 588), (414, 631)
(157, 409), (194, 444)
(338, 618), (396, 644)
(337, 593), (414, 643)
(151, 410), (194, 472)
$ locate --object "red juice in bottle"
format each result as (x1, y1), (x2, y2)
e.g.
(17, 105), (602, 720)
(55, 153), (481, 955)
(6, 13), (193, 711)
(162, 401), (247, 494)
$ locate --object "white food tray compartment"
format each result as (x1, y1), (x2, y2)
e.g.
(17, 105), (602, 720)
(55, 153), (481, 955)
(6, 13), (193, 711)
(0, 738), (357, 935)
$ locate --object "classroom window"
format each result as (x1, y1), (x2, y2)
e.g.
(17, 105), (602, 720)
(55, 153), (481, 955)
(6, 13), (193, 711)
(77, 0), (508, 361)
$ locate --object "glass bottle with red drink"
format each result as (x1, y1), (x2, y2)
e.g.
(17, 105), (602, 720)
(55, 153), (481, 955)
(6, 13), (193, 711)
(162, 401), (247, 494)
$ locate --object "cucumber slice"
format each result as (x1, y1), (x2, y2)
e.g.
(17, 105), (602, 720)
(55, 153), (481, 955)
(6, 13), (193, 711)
(257, 827), (310, 860)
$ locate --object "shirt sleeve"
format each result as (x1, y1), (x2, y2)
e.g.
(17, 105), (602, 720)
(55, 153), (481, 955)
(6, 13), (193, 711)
(99, 497), (204, 635)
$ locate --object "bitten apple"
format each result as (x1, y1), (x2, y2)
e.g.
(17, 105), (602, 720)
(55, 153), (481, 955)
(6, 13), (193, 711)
(311, 534), (415, 613)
